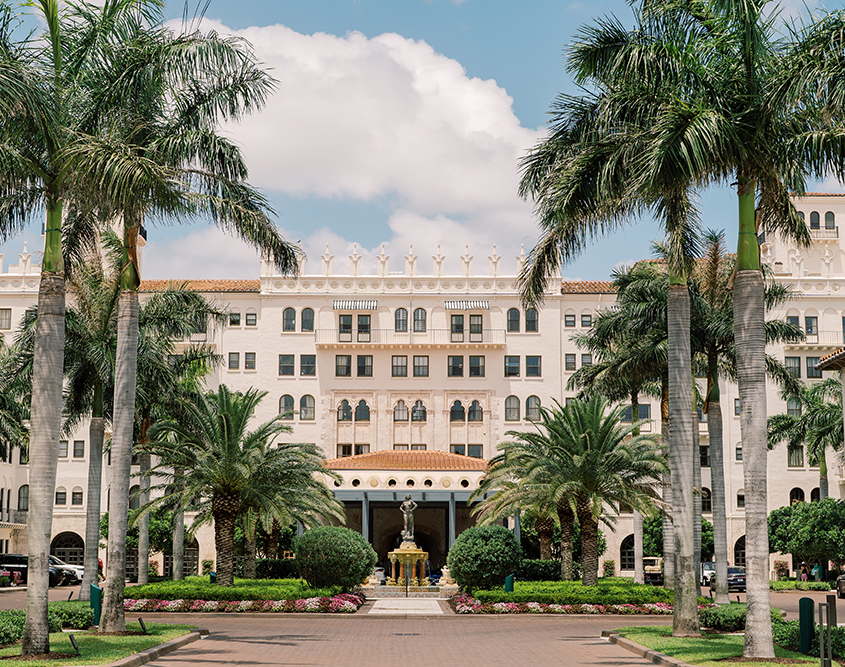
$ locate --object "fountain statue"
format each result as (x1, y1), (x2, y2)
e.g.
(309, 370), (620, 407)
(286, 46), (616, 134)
(400, 494), (417, 545)
(385, 495), (428, 587)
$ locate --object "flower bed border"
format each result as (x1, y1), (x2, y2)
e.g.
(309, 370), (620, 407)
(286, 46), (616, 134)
(124, 593), (364, 613)
(449, 593), (717, 615)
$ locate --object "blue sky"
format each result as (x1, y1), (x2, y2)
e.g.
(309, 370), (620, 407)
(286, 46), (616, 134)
(6, 0), (838, 280)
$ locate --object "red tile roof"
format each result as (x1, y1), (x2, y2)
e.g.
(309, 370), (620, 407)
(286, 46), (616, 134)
(139, 279), (260, 293)
(560, 280), (616, 294)
(816, 348), (845, 371)
(325, 450), (488, 471)
(799, 193), (845, 197)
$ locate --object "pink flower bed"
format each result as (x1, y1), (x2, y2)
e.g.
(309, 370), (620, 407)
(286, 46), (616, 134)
(124, 593), (364, 614)
(449, 593), (717, 615)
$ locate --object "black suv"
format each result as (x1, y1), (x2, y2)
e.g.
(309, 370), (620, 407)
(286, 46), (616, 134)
(0, 555), (67, 587)
(710, 566), (747, 592)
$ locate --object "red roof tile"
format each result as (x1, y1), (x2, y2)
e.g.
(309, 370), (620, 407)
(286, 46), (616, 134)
(325, 450), (488, 471)
(139, 279), (260, 293)
(816, 347), (845, 371)
(799, 193), (845, 197)
(560, 280), (616, 294)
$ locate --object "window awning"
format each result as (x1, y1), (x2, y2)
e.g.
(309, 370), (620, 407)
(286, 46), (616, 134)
(444, 300), (489, 310)
(333, 300), (378, 310)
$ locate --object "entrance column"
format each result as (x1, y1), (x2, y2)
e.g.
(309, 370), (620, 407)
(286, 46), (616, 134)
(362, 493), (369, 542)
(513, 510), (521, 545)
(448, 493), (456, 548)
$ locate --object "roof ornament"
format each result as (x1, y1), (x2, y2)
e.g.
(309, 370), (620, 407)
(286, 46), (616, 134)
(349, 243), (362, 277)
(516, 243), (527, 273)
(321, 243), (334, 277)
(488, 244), (501, 277)
(405, 244), (418, 277)
(461, 245), (473, 277)
(377, 243), (390, 277)
(432, 244), (446, 277)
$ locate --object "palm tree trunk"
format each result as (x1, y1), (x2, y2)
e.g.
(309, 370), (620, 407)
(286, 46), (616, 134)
(536, 516), (554, 560)
(21, 257), (65, 655)
(693, 414), (702, 580)
(172, 468), (185, 581)
(244, 536), (257, 579)
(137, 451), (151, 585)
(734, 216), (775, 661)
(818, 448), (828, 500)
(557, 502), (575, 580)
(213, 491), (239, 586)
(267, 519), (280, 559)
(79, 381), (104, 602)
(634, 511), (644, 584)
(575, 497), (599, 586)
(668, 283), (698, 637)
(661, 379), (674, 587)
(706, 368), (730, 604)
(100, 291), (139, 633)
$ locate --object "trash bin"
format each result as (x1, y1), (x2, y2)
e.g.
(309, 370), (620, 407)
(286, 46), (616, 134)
(209, 571), (216, 584)
(90, 584), (103, 626)
(505, 574), (514, 593)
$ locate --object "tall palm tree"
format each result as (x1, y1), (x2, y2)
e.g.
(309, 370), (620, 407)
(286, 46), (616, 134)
(143, 386), (344, 587)
(768, 379), (842, 500)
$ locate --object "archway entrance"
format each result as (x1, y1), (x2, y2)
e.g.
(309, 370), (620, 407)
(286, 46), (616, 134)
(51, 532), (84, 565)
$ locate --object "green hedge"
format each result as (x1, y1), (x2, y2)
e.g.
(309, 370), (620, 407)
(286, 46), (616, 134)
(773, 618), (845, 658)
(256, 559), (299, 580)
(125, 576), (336, 601)
(699, 603), (784, 632)
(770, 580), (833, 591)
(48, 601), (94, 629)
(0, 609), (61, 645)
(517, 559), (562, 581)
(473, 580), (675, 605)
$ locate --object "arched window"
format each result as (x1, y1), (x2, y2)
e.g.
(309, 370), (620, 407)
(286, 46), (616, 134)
(507, 308), (520, 332)
(355, 400), (370, 421)
(411, 400), (427, 422)
(525, 308), (538, 332)
(450, 401), (466, 422)
(394, 400), (409, 421)
(55, 487), (66, 506)
(789, 487), (805, 504)
(811, 487), (821, 502)
(736, 488), (745, 508)
(505, 396), (520, 421)
(825, 211), (835, 229)
(468, 400), (483, 422)
(17, 485), (28, 511)
(413, 308), (427, 332)
(620, 534), (635, 571)
(734, 535), (746, 568)
(71, 487), (83, 506)
(129, 485), (140, 511)
(395, 308), (408, 332)
(337, 400), (352, 421)
(300, 395), (315, 420)
(526, 396), (541, 421)
(279, 395), (294, 420)
(301, 308), (314, 332)
(810, 211), (820, 229)
(701, 487), (712, 513)
(283, 308), (296, 332)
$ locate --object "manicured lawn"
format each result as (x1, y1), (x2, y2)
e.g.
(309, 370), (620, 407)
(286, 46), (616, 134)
(0, 622), (195, 666)
(473, 578), (685, 605)
(126, 576), (337, 601)
(613, 625), (817, 667)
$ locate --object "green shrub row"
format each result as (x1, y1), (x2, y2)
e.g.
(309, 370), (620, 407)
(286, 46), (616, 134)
(517, 559), (566, 581)
(773, 618), (845, 659)
(255, 559), (299, 580)
(126, 576), (337, 601)
(0, 609), (61, 646)
(698, 603), (784, 632)
(473, 580), (675, 605)
(770, 580), (833, 591)
(48, 601), (94, 629)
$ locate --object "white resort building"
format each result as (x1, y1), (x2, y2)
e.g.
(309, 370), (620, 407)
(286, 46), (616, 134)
(0, 194), (842, 578)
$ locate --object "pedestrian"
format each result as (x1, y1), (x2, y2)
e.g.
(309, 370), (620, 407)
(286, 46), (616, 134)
(801, 562), (808, 582)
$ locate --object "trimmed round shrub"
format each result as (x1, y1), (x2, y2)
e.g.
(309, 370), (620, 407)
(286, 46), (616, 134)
(447, 525), (522, 592)
(295, 526), (377, 592)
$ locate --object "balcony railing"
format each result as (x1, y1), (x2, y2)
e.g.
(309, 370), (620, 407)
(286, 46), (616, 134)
(810, 226), (839, 239)
(801, 330), (842, 345)
(0, 509), (26, 525)
(315, 329), (507, 345)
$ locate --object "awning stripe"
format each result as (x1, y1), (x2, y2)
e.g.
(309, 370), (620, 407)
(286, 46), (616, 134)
(333, 299), (378, 310)
(444, 300), (489, 310)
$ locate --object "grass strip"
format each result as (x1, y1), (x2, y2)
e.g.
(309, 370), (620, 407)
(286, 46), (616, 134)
(0, 622), (195, 666)
(613, 625), (817, 667)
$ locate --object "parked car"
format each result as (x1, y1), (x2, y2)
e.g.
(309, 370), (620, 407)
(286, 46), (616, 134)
(0, 554), (68, 587)
(643, 557), (664, 586)
(700, 562), (716, 587)
(49, 556), (82, 584)
(710, 566), (746, 593)
(836, 573), (845, 599)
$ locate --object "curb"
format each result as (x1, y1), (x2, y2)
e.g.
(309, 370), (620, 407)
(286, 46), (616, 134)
(96, 627), (209, 667)
(601, 630), (696, 667)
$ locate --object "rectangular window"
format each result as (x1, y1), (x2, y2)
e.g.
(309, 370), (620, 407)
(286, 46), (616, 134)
(339, 314), (352, 342)
(228, 352), (239, 370)
(737, 493), (745, 509)
(411, 444), (427, 450)
(0, 309), (11, 330)
(335, 355), (351, 377)
(278, 354), (294, 376)
(805, 316), (818, 335)
(357, 355), (373, 377)
(300, 355), (316, 376)
(448, 356), (463, 377)
(245, 312), (257, 326)
(736, 444), (743, 461)
(581, 314), (592, 328)
(244, 352), (256, 370)
(19, 448), (27, 465)
(469, 355), (485, 377)
(58, 440), (68, 458)
(621, 405), (651, 422)
(55, 490), (66, 505)
(73, 440), (84, 458)
(700, 445), (710, 468)
(229, 312), (240, 326)
(467, 445), (483, 459)
(354, 444), (370, 455)
(413, 356), (429, 377)
(734, 398), (741, 416)
(526, 356), (541, 377)
(564, 354), (576, 371)
(357, 314), (371, 342)
(504, 356), (520, 377)
(392, 355), (408, 377)
(469, 314), (483, 342)
(785, 356), (801, 378)
(393, 444), (409, 450)
(787, 399), (801, 416)
(787, 445), (804, 467)
(581, 353), (592, 367)
(451, 314), (464, 342)
(807, 357), (822, 379)
(337, 444), (352, 458)
(72, 491), (83, 506)
(450, 444), (466, 456)
(786, 315), (799, 327)
(564, 314), (576, 327)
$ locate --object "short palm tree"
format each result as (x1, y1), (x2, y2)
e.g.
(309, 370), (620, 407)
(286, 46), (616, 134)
(480, 396), (666, 586)
(144, 386), (344, 587)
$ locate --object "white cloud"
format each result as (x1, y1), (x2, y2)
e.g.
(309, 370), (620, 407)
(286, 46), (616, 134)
(810, 175), (845, 194)
(146, 19), (544, 279)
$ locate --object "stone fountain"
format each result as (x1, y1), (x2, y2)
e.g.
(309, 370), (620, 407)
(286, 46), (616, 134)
(385, 495), (428, 586)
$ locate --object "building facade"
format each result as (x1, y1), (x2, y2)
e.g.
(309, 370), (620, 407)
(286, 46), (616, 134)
(0, 195), (841, 576)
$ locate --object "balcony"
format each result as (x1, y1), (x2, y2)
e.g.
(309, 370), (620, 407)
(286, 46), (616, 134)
(315, 329), (507, 348)
(785, 329), (843, 350)
(0, 509), (26, 525)
(810, 226), (838, 240)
